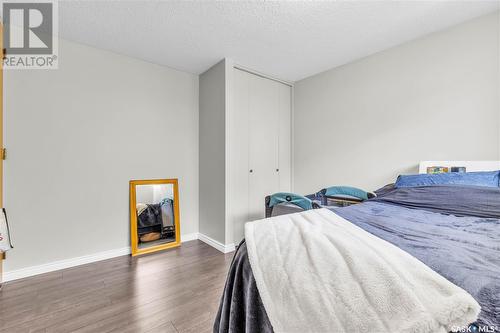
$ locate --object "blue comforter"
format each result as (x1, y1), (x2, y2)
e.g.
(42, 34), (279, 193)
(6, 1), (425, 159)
(215, 185), (500, 332)
(334, 201), (500, 331)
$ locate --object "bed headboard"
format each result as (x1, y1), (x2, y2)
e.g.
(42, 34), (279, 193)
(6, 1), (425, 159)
(419, 161), (500, 174)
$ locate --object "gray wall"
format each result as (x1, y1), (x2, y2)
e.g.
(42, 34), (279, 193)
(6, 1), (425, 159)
(4, 38), (199, 271)
(294, 12), (500, 194)
(199, 60), (226, 244)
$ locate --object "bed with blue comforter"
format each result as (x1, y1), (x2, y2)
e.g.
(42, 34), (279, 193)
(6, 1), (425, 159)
(214, 183), (500, 333)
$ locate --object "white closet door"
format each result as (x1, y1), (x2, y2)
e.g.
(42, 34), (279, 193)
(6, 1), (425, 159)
(231, 68), (292, 242)
(230, 69), (251, 243)
(277, 81), (292, 193)
(248, 74), (280, 222)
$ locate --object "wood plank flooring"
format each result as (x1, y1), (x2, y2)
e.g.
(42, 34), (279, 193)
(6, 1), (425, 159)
(0, 240), (234, 333)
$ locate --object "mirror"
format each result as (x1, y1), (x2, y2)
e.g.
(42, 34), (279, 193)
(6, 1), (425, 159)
(129, 179), (180, 256)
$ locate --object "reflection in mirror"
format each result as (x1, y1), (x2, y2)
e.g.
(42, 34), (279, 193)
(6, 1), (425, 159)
(136, 184), (175, 249)
(130, 179), (180, 256)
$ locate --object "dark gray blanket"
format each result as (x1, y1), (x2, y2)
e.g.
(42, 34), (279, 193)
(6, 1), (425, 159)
(372, 184), (500, 218)
(137, 204), (162, 228)
(215, 186), (500, 332)
(214, 241), (272, 333)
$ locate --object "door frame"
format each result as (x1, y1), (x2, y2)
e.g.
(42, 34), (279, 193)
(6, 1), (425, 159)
(1, 23), (3, 209)
(0, 23), (4, 265)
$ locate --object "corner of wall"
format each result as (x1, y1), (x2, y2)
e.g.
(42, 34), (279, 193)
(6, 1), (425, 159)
(290, 84), (296, 193)
(198, 58), (227, 245)
(224, 58), (234, 246)
(497, 10), (500, 160)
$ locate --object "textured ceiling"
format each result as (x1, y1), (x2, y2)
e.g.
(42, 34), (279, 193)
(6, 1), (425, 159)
(59, 1), (500, 82)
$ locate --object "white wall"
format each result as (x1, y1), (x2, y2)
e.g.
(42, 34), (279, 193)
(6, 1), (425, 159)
(294, 12), (500, 193)
(136, 186), (155, 204)
(136, 184), (174, 204)
(4, 38), (199, 272)
(199, 60), (226, 244)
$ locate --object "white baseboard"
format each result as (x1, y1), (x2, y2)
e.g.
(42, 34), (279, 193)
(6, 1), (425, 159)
(198, 233), (235, 253)
(180, 232), (198, 242)
(2, 232), (234, 282)
(3, 247), (131, 282)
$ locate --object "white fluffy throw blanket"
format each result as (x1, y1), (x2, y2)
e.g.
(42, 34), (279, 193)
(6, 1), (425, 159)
(245, 208), (480, 333)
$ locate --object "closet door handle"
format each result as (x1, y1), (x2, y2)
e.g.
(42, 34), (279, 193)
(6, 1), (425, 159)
(249, 169), (253, 173)
(276, 169), (279, 172)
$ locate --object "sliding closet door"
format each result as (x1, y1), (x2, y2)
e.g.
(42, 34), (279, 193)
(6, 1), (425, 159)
(230, 69), (251, 243)
(276, 80), (292, 193)
(231, 68), (292, 242)
(247, 73), (281, 222)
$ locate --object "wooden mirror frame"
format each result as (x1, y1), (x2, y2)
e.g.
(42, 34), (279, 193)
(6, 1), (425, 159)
(129, 179), (181, 256)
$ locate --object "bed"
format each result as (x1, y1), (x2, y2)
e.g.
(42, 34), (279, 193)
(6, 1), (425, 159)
(214, 163), (500, 333)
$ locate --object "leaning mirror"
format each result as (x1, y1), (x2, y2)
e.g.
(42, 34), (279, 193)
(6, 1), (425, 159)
(129, 179), (180, 256)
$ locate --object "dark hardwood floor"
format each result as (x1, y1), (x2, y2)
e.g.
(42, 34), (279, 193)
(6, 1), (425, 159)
(0, 240), (234, 333)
